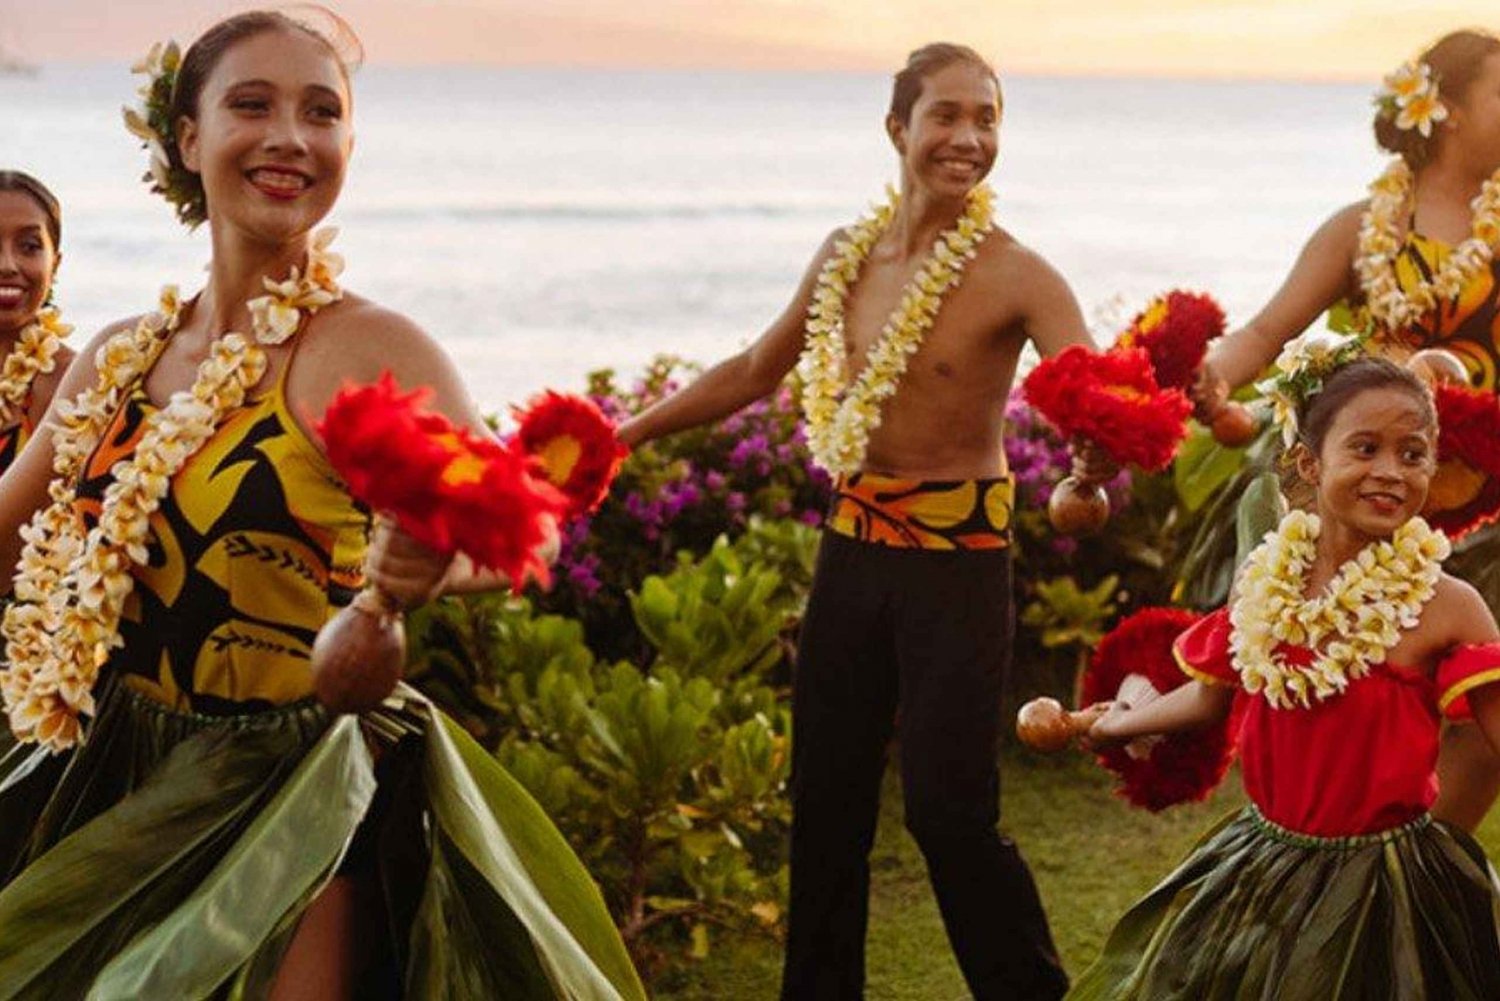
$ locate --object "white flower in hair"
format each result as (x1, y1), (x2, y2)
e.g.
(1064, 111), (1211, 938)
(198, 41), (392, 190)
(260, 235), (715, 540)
(1376, 59), (1448, 136)
(1257, 331), (1366, 447)
(1396, 88), (1449, 137)
(1379, 60), (1433, 106)
(1271, 331), (1358, 378)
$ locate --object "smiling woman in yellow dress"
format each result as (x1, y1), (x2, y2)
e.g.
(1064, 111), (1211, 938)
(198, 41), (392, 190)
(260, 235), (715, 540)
(0, 10), (643, 999)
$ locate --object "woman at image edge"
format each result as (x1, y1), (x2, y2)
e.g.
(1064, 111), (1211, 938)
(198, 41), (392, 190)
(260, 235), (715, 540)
(0, 10), (644, 1000)
(1192, 30), (1500, 832)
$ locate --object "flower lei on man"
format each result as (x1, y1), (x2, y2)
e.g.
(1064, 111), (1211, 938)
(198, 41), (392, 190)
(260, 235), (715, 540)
(1358, 59), (1500, 338)
(0, 230), (345, 752)
(0, 306), (72, 425)
(797, 184), (994, 475)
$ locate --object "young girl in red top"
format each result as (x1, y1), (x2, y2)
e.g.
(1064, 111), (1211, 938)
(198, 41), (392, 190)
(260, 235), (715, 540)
(1071, 353), (1500, 999)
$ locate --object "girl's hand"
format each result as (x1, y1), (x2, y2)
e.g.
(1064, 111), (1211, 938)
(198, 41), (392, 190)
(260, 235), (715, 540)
(1084, 700), (1134, 749)
(364, 516), (453, 609)
(1188, 361), (1229, 423)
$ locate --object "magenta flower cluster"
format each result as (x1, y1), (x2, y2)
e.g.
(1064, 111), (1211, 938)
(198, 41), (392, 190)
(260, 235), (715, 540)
(543, 363), (831, 616)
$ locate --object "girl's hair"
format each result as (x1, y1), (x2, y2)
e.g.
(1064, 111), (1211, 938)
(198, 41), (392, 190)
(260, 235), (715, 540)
(1298, 356), (1436, 456)
(163, 6), (363, 227)
(1374, 29), (1500, 169)
(888, 43), (1001, 125)
(0, 171), (62, 247)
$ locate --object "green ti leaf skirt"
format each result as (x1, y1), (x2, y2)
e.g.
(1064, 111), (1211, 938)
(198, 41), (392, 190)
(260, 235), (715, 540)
(1067, 806), (1500, 1000)
(0, 676), (646, 1000)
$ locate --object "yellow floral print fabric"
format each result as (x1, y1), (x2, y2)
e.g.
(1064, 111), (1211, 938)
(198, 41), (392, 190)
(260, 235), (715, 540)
(72, 365), (369, 713)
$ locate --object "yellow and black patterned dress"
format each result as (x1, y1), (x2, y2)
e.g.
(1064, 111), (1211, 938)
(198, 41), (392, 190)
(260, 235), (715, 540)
(1388, 232), (1500, 391)
(73, 363), (369, 714)
(0, 339), (645, 999)
(1390, 232), (1500, 610)
(0, 409), (34, 474)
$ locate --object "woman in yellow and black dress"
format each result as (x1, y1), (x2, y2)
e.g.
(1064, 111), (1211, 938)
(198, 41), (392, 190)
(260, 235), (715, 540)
(1189, 29), (1500, 833)
(0, 11), (643, 1000)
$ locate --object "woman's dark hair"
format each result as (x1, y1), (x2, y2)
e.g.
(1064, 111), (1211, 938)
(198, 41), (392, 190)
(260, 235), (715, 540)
(0, 171), (61, 247)
(163, 6), (362, 226)
(1374, 30), (1500, 169)
(1298, 356), (1436, 457)
(889, 43), (1001, 126)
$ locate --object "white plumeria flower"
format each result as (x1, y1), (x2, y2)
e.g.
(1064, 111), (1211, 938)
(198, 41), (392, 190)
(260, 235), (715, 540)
(1380, 61), (1432, 106)
(249, 295), (302, 344)
(1396, 88), (1449, 137)
(1272, 331), (1358, 377)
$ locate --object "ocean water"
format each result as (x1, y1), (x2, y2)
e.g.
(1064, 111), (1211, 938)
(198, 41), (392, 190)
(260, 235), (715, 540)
(1, 65), (1387, 409)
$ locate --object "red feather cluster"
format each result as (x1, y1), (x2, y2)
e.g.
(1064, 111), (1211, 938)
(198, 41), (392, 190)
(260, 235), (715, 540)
(1116, 290), (1227, 390)
(512, 391), (628, 519)
(1426, 382), (1500, 539)
(318, 372), (566, 588)
(1081, 607), (1240, 812)
(1022, 345), (1192, 471)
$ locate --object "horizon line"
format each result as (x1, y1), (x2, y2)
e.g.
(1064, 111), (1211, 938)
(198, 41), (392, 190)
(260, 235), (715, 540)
(22, 57), (1379, 87)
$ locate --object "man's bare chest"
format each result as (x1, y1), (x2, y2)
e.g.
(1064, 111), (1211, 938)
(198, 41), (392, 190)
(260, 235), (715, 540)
(840, 260), (995, 373)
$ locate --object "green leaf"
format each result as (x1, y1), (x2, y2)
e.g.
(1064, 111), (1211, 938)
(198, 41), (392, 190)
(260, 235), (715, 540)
(1173, 424), (1249, 513)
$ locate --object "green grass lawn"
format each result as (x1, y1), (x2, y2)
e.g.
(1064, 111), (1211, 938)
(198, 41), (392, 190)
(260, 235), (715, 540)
(658, 748), (1500, 1000)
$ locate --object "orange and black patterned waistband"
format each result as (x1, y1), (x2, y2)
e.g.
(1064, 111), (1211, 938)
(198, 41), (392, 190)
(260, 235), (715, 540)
(826, 472), (1013, 550)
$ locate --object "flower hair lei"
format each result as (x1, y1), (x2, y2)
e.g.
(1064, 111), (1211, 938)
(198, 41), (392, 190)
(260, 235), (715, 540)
(121, 40), (208, 228)
(1375, 59), (1448, 138)
(1256, 331), (1369, 448)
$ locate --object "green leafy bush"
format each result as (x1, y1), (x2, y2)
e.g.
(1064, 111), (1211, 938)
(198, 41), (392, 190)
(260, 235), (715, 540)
(408, 527), (816, 977)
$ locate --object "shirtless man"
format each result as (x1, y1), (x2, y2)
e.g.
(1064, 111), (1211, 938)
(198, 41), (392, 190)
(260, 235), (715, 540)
(618, 43), (1103, 1001)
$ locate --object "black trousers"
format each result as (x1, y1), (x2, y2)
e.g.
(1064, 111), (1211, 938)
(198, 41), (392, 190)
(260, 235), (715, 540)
(779, 532), (1067, 1001)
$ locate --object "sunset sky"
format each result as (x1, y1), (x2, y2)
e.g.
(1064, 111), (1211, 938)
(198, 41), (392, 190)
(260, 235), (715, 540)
(14, 0), (1500, 79)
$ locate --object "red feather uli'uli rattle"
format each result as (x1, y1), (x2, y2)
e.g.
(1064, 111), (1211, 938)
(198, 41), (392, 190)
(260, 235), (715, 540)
(309, 374), (623, 713)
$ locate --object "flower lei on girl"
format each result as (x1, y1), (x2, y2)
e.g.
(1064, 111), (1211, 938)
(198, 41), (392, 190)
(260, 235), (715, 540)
(0, 306), (71, 424)
(1357, 59), (1500, 338)
(1229, 510), (1448, 709)
(0, 231), (344, 752)
(797, 184), (994, 475)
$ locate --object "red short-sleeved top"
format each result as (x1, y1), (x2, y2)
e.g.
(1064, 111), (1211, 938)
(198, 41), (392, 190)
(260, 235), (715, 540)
(1174, 607), (1500, 837)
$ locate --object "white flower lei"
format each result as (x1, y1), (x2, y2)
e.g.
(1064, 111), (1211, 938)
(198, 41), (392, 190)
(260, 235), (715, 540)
(0, 306), (72, 425)
(1355, 158), (1500, 337)
(796, 184), (994, 475)
(0, 229), (344, 751)
(1229, 509), (1449, 709)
